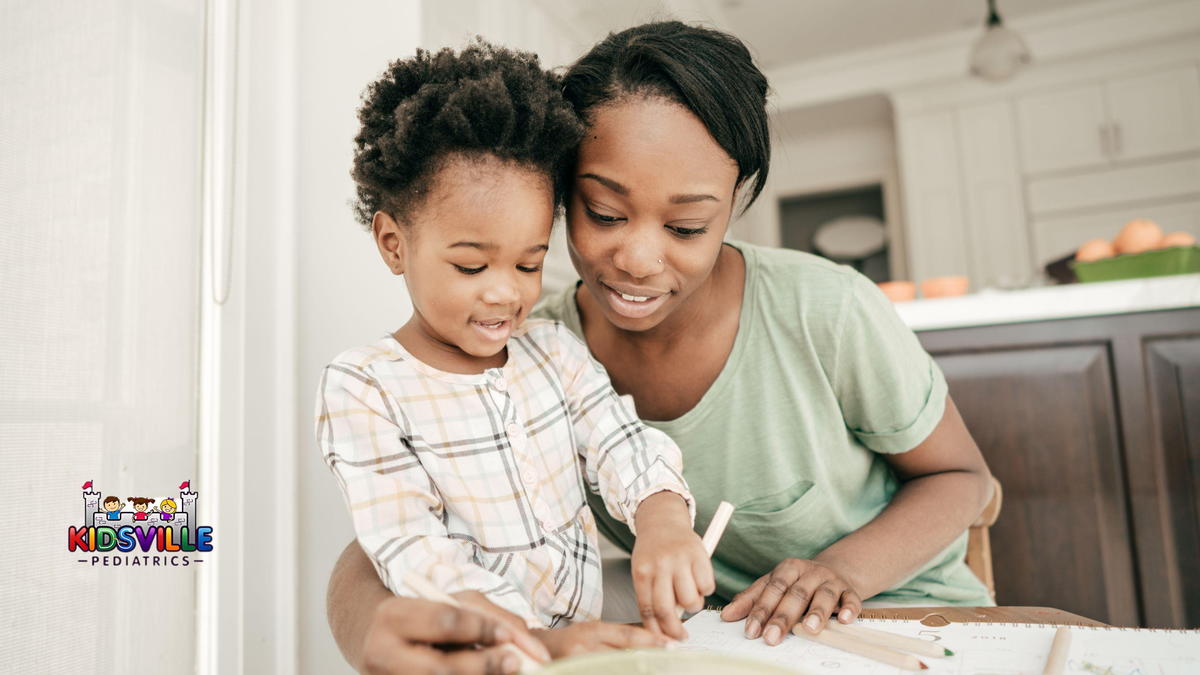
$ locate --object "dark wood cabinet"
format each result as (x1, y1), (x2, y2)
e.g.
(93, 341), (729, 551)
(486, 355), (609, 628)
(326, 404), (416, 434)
(917, 307), (1200, 628)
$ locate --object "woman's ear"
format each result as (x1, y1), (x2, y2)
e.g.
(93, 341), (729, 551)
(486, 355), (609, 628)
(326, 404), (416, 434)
(372, 211), (406, 275)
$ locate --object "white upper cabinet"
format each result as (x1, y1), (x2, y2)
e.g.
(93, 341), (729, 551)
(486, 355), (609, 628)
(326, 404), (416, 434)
(1105, 65), (1200, 162)
(1017, 85), (1109, 174)
(957, 101), (1032, 289)
(895, 111), (972, 284)
(1016, 65), (1200, 175)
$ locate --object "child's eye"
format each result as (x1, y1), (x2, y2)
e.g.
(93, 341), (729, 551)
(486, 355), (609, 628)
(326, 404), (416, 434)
(453, 265), (485, 275)
(517, 265), (542, 273)
(584, 205), (624, 224)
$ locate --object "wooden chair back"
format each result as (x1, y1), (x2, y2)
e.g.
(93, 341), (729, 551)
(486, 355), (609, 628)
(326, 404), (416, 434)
(966, 476), (1003, 600)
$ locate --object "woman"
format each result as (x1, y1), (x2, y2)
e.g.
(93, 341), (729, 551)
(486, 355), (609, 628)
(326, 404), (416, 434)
(327, 21), (993, 671)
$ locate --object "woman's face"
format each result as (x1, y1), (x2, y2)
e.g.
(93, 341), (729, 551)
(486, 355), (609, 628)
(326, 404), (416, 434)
(566, 97), (740, 333)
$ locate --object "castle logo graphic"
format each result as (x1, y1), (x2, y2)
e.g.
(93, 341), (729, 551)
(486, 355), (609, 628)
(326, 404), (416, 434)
(70, 480), (213, 566)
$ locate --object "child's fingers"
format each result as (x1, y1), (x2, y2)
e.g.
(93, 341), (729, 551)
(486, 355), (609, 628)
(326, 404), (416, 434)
(672, 566), (703, 613)
(598, 623), (669, 650)
(693, 555), (716, 597)
(633, 563), (662, 636)
(653, 570), (687, 640)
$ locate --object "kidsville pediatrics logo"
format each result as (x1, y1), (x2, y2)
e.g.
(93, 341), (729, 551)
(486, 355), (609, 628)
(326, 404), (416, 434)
(69, 480), (213, 567)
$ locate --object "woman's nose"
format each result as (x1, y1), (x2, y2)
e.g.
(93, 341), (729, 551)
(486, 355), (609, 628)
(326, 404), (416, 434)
(611, 227), (664, 279)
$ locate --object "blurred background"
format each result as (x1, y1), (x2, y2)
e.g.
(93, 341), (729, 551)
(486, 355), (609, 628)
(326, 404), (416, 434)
(2, 0), (1198, 673)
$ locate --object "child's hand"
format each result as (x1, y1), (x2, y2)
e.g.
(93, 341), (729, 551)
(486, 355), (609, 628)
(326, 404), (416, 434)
(533, 621), (667, 658)
(630, 491), (714, 640)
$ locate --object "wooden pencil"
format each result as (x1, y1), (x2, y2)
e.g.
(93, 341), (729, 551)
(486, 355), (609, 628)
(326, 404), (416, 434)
(701, 501), (735, 555)
(826, 620), (953, 658)
(1042, 627), (1071, 675)
(794, 624), (928, 671)
(679, 501), (736, 619)
(403, 572), (543, 672)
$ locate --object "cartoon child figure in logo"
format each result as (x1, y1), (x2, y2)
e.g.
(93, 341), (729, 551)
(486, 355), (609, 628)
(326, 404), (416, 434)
(128, 497), (155, 521)
(101, 495), (124, 521)
(154, 498), (177, 521)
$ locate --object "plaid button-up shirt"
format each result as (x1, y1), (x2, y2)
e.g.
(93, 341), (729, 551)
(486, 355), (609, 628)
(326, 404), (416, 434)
(316, 319), (694, 627)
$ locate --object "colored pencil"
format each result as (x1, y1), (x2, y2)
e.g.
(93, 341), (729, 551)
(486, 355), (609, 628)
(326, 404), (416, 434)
(794, 624), (928, 671)
(679, 501), (735, 619)
(1042, 627), (1071, 675)
(826, 620), (953, 658)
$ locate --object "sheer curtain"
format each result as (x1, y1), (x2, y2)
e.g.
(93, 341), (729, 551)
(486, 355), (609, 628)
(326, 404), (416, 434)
(0, 1), (205, 671)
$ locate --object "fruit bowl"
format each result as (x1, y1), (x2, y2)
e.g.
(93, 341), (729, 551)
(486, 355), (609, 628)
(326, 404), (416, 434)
(1070, 245), (1200, 283)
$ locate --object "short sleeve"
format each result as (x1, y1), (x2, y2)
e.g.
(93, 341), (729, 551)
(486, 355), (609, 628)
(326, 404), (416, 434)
(830, 273), (948, 454)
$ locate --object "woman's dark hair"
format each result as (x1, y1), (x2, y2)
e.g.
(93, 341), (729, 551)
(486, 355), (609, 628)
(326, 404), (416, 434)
(351, 40), (585, 227)
(563, 21), (770, 212)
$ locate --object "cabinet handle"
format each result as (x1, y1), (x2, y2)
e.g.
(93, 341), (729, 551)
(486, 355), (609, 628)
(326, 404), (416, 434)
(1112, 123), (1122, 156)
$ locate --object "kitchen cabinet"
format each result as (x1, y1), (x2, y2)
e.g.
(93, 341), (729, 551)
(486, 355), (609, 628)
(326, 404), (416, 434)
(1016, 65), (1200, 175)
(897, 101), (1031, 289)
(1016, 84), (1109, 174)
(894, 111), (971, 282)
(957, 102), (1032, 288)
(918, 307), (1200, 628)
(895, 52), (1200, 284)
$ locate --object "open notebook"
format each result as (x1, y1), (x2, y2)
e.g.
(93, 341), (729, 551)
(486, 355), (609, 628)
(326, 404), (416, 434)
(680, 610), (1200, 674)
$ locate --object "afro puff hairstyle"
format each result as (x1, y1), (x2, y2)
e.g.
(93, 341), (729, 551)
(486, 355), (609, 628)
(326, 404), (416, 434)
(351, 40), (585, 228)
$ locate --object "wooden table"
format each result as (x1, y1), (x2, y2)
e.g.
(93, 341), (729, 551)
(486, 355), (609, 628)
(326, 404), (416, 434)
(859, 606), (1107, 627)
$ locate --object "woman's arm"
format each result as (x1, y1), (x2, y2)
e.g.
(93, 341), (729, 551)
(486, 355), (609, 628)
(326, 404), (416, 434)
(721, 396), (993, 643)
(818, 395), (992, 596)
(327, 540), (393, 668)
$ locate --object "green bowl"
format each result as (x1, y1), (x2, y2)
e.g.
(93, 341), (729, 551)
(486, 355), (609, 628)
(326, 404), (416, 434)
(539, 648), (807, 675)
(1070, 245), (1200, 283)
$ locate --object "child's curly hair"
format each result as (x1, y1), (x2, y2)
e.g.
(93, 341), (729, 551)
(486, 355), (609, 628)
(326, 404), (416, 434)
(351, 40), (585, 228)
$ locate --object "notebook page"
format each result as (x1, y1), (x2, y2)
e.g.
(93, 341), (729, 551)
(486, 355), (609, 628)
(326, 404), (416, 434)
(679, 610), (1200, 674)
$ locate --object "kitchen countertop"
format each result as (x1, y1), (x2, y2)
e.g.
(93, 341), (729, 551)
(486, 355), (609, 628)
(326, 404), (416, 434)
(895, 273), (1200, 332)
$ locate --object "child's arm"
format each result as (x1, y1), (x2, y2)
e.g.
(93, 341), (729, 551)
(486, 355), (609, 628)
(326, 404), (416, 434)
(553, 324), (712, 640)
(315, 362), (544, 632)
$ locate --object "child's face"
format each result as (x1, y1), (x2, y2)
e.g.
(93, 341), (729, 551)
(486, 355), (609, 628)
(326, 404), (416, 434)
(134, 502), (148, 512)
(103, 499), (119, 512)
(161, 502), (176, 513)
(377, 156), (553, 362)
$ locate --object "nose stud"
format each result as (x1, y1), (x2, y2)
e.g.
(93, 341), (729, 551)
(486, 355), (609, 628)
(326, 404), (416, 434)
(657, 258), (663, 265)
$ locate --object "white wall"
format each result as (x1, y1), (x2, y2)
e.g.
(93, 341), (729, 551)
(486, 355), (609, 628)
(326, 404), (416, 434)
(294, 2), (421, 672)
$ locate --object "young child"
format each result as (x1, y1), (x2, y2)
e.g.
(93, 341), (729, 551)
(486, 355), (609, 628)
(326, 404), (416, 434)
(315, 42), (712, 639)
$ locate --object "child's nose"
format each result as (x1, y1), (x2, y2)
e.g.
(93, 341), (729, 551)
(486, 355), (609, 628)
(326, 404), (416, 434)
(482, 280), (520, 306)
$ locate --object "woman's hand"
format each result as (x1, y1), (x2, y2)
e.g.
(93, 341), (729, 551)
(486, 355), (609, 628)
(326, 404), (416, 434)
(357, 595), (525, 675)
(719, 558), (863, 646)
(533, 621), (668, 658)
(450, 590), (552, 664)
(630, 491), (715, 640)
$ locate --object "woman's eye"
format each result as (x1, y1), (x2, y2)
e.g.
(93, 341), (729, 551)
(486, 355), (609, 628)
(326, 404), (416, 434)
(668, 225), (709, 238)
(517, 265), (542, 273)
(453, 265), (485, 275)
(584, 205), (623, 224)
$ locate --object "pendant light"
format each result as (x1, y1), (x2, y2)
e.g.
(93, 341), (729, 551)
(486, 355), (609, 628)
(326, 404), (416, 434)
(969, 0), (1032, 82)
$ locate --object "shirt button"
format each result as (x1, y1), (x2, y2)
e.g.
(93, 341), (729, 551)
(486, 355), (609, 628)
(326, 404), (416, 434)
(522, 471), (537, 486)
(491, 376), (507, 392)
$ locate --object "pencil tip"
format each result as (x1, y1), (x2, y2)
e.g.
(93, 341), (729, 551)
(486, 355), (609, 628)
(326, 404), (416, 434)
(919, 662), (929, 670)
(944, 648), (954, 656)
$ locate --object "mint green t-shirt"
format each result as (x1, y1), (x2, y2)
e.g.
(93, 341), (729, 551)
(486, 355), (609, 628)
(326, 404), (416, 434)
(533, 242), (993, 607)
